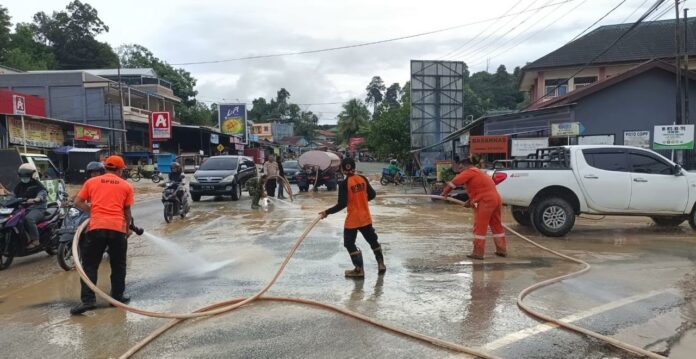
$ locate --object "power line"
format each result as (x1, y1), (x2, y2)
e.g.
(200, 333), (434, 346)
(445, 0), (548, 61)
(438, 0), (524, 60)
(468, 0), (589, 69)
(169, 0), (576, 66)
(464, 0), (578, 65)
(566, 0), (629, 44)
(527, 0), (666, 108)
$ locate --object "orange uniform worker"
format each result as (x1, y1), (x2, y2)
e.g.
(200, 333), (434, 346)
(71, 156), (135, 315)
(320, 157), (385, 278)
(441, 158), (507, 260)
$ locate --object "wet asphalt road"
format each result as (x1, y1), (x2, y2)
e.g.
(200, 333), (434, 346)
(0, 167), (695, 359)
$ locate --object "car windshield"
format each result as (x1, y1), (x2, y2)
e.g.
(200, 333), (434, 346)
(283, 161), (299, 169)
(31, 157), (60, 179)
(199, 157), (238, 171)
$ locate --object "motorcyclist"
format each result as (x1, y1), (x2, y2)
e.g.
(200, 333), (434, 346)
(13, 163), (48, 250)
(167, 162), (185, 204)
(387, 159), (402, 183)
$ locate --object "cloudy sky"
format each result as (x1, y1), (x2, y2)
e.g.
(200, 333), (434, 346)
(1, 0), (677, 124)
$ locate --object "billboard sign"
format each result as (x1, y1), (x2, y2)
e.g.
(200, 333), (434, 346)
(511, 138), (548, 157)
(551, 122), (584, 137)
(470, 135), (509, 154)
(578, 134), (615, 145)
(624, 131), (650, 148)
(150, 112), (172, 140)
(12, 95), (26, 115)
(210, 133), (219, 144)
(653, 125), (694, 150)
(7, 116), (63, 148)
(218, 103), (248, 143)
(349, 137), (365, 151)
(74, 125), (101, 142)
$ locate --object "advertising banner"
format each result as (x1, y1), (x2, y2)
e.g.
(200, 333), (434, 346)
(511, 138), (548, 157)
(150, 112), (172, 140)
(218, 104), (248, 143)
(7, 116), (63, 148)
(624, 131), (650, 148)
(210, 133), (219, 144)
(74, 125), (101, 142)
(470, 135), (509, 154)
(653, 125), (694, 150)
(578, 134), (615, 145)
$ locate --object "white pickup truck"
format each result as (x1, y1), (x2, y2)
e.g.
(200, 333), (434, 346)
(489, 146), (696, 237)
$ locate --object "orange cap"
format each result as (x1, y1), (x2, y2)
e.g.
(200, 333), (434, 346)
(104, 155), (126, 169)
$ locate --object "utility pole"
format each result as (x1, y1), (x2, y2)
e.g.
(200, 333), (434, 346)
(684, 8), (690, 124)
(674, 0), (682, 162)
(117, 62), (127, 153)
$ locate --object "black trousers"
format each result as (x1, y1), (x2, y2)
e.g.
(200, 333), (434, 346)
(265, 179), (277, 198)
(24, 208), (44, 243)
(80, 229), (128, 304)
(343, 224), (380, 252)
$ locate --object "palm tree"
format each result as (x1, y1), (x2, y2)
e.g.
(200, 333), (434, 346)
(337, 99), (370, 143)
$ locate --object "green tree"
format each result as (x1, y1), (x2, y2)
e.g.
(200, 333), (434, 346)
(0, 6), (11, 61)
(337, 98), (370, 143)
(384, 82), (402, 108)
(177, 102), (214, 126)
(248, 97), (270, 123)
(365, 75), (386, 113)
(31, 0), (118, 69)
(364, 82), (411, 164)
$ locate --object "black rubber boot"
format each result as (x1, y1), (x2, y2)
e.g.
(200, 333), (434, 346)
(373, 246), (386, 275)
(70, 302), (96, 315)
(109, 295), (131, 307)
(345, 250), (364, 278)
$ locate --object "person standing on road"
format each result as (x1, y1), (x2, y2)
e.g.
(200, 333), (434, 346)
(277, 157), (287, 200)
(71, 155), (135, 315)
(263, 155), (279, 198)
(320, 158), (386, 278)
(14, 164), (47, 250)
(246, 174), (268, 209)
(441, 158), (507, 260)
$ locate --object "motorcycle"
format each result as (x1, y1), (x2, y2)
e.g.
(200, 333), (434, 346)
(380, 168), (404, 185)
(162, 180), (190, 223)
(0, 195), (62, 270)
(56, 202), (89, 271)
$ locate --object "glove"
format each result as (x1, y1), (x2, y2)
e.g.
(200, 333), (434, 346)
(440, 185), (452, 198)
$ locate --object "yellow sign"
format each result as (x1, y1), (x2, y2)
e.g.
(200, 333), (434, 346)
(216, 144), (225, 153)
(8, 116), (64, 148)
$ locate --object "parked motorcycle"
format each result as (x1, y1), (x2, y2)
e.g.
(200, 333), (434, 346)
(162, 180), (190, 223)
(380, 168), (404, 185)
(0, 195), (62, 270)
(131, 167), (162, 184)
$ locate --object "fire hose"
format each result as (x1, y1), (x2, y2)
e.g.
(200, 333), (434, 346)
(72, 195), (666, 359)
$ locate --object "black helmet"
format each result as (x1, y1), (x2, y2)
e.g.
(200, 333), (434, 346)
(18, 163), (36, 177)
(341, 157), (356, 172)
(86, 161), (105, 176)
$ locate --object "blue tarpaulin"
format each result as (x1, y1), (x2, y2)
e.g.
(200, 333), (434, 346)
(156, 153), (176, 173)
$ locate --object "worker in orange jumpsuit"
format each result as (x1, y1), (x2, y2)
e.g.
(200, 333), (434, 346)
(441, 158), (507, 260)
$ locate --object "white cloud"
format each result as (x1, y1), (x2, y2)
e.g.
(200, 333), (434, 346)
(2, 0), (661, 124)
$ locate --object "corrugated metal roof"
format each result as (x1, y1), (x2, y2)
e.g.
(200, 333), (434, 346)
(526, 17), (696, 70)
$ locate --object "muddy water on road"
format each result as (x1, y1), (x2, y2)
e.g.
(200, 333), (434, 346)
(1, 183), (695, 358)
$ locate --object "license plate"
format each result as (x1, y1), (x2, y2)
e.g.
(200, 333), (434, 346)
(202, 186), (215, 190)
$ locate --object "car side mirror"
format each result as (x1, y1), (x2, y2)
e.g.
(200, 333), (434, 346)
(240, 164), (248, 170)
(194, 165), (200, 170)
(674, 164), (683, 176)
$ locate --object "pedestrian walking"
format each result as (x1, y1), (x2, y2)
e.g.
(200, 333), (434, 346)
(71, 155), (135, 315)
(263, 155), (279, 198)
(246, 175), (268, 209)
(320, 158), (385, 278)
(441, 158), (507, 260)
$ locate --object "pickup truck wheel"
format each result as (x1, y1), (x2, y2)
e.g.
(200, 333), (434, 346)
(651, 216), (685, 227)
(689, 207), (696, 230)
(511, 206), (532, 227)
(531, 197), (575, 237)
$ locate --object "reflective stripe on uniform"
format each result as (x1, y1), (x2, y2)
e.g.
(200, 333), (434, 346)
(473, 235), (487, 240)
(493, 233), (506, 238)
